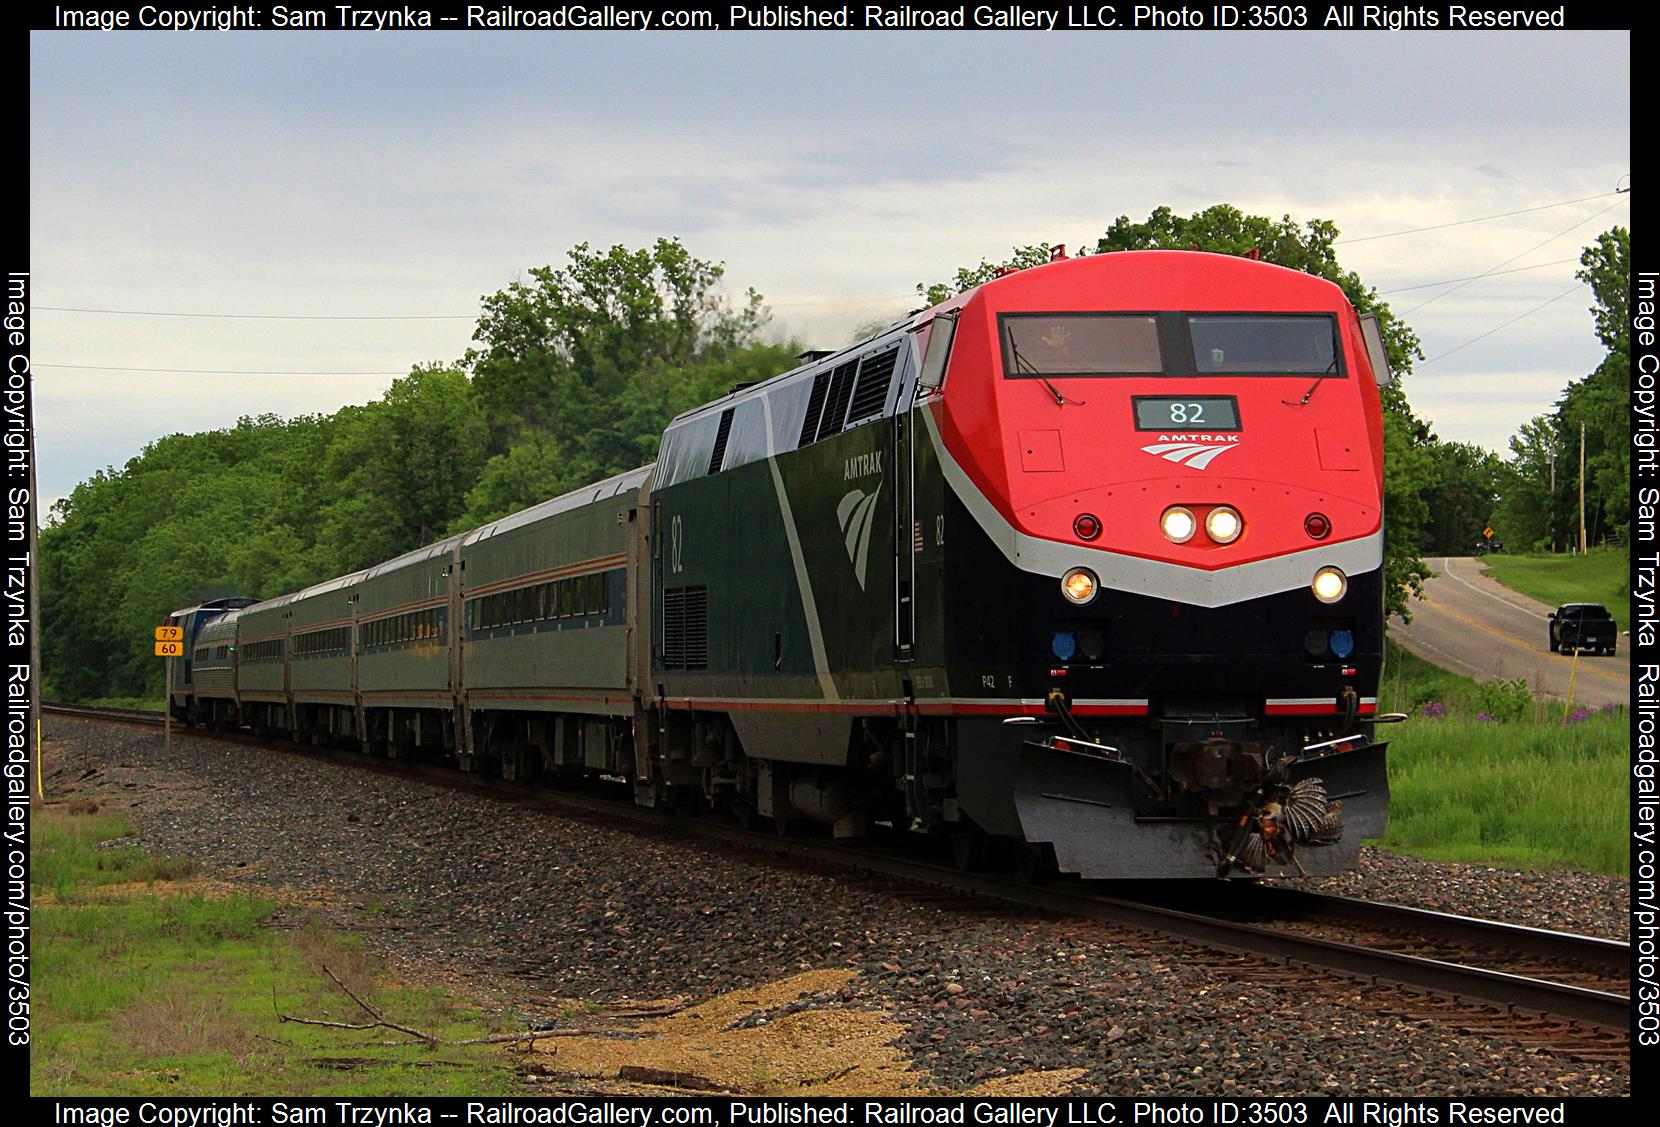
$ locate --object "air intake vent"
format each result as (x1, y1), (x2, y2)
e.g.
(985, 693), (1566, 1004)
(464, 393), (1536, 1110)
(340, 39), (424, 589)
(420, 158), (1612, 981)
(797, 368), (833, 448)
(846, 349), (898, 424)
(707, 407), (735, 475)
(662, 585), (709, 670)
(815, 360), (860, 442)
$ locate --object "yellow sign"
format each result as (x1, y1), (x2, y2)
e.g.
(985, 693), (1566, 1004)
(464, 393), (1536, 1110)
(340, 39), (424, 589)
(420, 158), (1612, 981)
(154, 641), (184, 657)
(155, 626), (183, 641)
(1483, 527), (1495, 539)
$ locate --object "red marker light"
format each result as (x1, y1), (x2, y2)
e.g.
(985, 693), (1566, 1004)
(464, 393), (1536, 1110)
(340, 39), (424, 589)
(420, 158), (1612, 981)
(1074, 513), (1101, 540)
(1305, 512), (1331, 540)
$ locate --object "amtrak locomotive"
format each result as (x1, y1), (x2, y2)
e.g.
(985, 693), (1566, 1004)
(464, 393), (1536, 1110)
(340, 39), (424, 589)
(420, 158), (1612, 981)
(166, 250), (1393, 878)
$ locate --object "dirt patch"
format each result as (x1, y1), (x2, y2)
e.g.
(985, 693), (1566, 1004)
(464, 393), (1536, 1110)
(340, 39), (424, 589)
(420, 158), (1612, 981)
(114, 984), (261, 1062)
(32, 873), (254, 909)
(522, 968), (1084, 1096)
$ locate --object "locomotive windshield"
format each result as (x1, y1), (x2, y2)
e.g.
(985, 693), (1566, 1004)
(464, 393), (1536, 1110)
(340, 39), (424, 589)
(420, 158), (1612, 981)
(1188, 315), (1339, 375)
(1001, 314), (1162, 376)
(1000, 312), (1342, 378)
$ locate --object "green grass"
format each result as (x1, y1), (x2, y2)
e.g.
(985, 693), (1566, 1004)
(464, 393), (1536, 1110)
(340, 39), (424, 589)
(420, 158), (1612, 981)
(1374, 634), (1628, 875)
(32, 809), (525, 1096)
(1479, 548), (1630, 631)
(1380, 710), (1629, 874)
(1380, 639), (1487, 716)
(84, 696), (166, 712)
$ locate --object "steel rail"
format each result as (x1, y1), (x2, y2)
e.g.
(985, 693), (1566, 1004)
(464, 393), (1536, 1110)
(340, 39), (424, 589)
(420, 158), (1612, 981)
(47, 702), (1630, 1033)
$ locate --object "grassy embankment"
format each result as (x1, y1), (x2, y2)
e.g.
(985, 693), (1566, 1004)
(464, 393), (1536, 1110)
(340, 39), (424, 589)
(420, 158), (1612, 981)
(1479, 548), (1630, 631)
(32, 807), (523, 1095)
(1375, 638), (1627, 875)
(83, 696), (166, 711)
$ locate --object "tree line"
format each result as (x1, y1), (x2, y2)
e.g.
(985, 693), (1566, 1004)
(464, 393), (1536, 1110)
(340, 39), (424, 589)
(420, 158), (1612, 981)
(40, 213), (1629, 701)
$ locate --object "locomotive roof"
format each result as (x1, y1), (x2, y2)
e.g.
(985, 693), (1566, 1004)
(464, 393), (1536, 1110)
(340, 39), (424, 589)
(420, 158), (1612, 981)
(653, 309), (941, 490)
(463, 463), (655, 546)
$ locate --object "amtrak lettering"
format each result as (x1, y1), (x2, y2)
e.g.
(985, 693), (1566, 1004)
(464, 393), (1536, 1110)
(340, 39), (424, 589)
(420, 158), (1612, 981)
(843, 450), (883, 480)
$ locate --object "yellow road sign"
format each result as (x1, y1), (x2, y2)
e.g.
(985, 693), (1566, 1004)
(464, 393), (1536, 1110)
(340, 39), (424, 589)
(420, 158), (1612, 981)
(154, 641), (184, 657)
(155, 626), (183, 641)
(1483, 527), (1495, 539)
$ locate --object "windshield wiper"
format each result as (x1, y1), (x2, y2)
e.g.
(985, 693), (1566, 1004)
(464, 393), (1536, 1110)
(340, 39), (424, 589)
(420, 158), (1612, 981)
(1009, 330), (1085, 407)
(1281, 355), (1339, 407)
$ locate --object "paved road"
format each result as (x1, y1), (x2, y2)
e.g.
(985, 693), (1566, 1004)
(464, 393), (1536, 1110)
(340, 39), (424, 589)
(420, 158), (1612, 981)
(1389, 556), (1630, 709)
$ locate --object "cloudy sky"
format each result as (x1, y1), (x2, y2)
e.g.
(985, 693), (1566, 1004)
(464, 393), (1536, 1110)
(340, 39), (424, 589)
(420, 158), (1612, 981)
(30, 30), (1630, 511)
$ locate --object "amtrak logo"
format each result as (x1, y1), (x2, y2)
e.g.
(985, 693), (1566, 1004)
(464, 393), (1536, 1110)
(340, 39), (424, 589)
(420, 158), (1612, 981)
(836, 485), (883, 589)
(1140, 439), (1238, 470)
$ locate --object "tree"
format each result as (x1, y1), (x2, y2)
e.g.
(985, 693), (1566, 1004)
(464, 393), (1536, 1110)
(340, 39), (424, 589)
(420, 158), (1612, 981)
(1495, 227), (1630, 550)
(317, 365), (486, 569)
(1578, 227), (1630, 356)
(917, 244), (1055, 307)
(1418, 440), (1503, 555)
(1494, 415), (1561, 551)
(41, 413), (348, 699)
(465, 238), (768, 459)
(450, 340), (804, 530)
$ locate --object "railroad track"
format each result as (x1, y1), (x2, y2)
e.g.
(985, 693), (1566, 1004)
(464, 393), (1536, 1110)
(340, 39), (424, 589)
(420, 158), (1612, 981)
(46, 702), (1630, 1058)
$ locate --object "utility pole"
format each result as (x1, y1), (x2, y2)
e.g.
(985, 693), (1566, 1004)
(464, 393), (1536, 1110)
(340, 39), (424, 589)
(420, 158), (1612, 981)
(1579, 421), (1587, 555)
(1548, 448), (1556, 553)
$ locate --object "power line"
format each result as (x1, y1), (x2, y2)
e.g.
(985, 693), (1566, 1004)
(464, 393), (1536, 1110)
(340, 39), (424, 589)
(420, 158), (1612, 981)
(1378, 257), (1578, 294)
(1397, 197), (1626, 315)
(1335, 190), (1625, 245)
(35, 306), (472, 321)
(1419, 282), (1585, 366)
(36, 363), (406, 376)
(36, 297), (906, 318)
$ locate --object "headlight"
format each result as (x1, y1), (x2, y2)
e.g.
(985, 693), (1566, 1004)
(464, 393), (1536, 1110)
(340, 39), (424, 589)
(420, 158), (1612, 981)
(1061, 568), (1099, 605)
(1205, 506), (1242, 544)
(1312, 566), (1348, 604)
(1160, 506), (1196, 544)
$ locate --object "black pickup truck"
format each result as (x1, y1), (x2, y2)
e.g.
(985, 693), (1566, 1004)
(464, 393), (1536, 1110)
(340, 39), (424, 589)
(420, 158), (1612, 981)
(1548, 604), (1618, 655)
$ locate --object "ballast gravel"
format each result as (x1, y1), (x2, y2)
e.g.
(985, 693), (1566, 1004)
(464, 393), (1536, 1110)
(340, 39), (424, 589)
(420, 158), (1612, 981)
(44, 718), (1628, 1096)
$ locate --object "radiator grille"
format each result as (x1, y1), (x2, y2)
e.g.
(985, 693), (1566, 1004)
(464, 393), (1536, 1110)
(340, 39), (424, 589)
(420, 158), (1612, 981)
(707, 407), (736, 475)
(797, 368), (833, 448)
(815, 359), (860, 442)
(846, 348), (898, 424)
(662, 585), (709, 670)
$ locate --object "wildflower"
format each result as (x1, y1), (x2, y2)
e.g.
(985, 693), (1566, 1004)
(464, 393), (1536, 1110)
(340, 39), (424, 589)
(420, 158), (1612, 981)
(1565, 707), (1592, 725)
(1418, 701), (1445, 718)
(1475, 712), (1494, 723)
